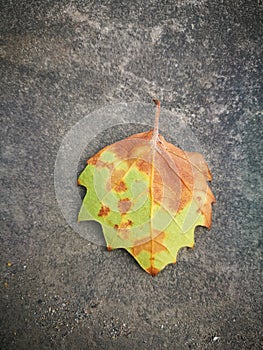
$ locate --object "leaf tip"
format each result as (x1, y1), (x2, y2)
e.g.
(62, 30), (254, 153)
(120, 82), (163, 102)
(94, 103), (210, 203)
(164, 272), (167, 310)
(147, 266), (160, 277)
(107, 246), (113, 251)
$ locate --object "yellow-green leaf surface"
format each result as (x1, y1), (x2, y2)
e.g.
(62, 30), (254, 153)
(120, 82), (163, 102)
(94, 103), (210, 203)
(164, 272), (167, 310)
(78, 101), (215, 275)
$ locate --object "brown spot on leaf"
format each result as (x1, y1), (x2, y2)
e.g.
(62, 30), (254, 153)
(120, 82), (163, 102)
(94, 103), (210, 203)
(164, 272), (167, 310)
(136, 159), (151, 175)
(107, 246), (113, 251)
(98, 205), (110, 217)
(118, 198), (132, 214)
(113, 220), (133, 237)
(114, 180), (127, 192)
(114, 220), (133, 240)
(119, 219), (133, 229)
(115, 220), (133, 240)
(110, 168), (128, 192)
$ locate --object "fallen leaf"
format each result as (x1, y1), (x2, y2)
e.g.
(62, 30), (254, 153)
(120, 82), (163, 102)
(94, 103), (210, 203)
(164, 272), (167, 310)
(78, 100), (215, 275)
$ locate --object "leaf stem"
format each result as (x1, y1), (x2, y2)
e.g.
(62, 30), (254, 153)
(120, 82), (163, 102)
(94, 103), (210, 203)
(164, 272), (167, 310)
(152, 98), (161, 146)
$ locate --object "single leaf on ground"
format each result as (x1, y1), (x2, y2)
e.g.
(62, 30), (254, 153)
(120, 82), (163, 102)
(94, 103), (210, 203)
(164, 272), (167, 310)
(78, 100), (215, 276)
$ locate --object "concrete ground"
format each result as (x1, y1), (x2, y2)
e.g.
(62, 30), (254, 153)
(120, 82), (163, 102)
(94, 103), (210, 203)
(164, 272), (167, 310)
(1, 1), (262, 349)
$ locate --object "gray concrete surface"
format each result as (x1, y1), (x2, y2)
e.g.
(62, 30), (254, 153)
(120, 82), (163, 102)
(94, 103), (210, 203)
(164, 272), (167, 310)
(1, 1), (262, 349)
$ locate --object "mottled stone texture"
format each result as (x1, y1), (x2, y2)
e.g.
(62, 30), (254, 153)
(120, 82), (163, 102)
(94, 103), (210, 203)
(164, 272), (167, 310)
(0, 1), (262, 349)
